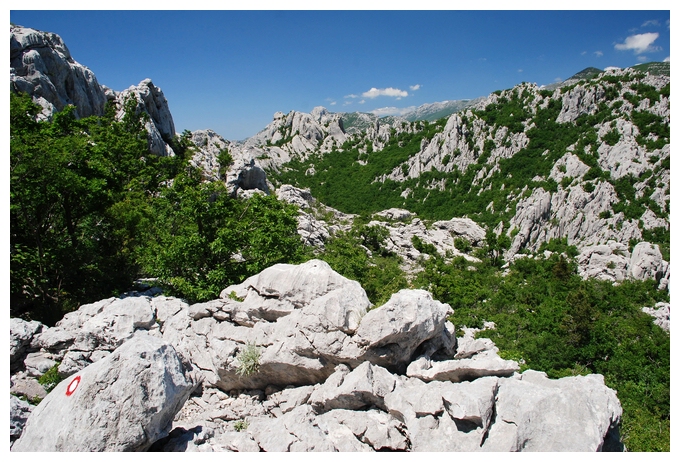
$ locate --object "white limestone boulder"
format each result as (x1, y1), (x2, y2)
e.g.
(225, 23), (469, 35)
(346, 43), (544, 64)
(12, 333), (199, 452)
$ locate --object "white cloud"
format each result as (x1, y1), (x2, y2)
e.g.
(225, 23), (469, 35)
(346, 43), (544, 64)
(518, 69), (523, 73)
(637, 56), (648, 62)
(581, 51), (587, 56)
(330, 101), (336, 106)
(664, 56), (670, 62)
(370, 106), (416, 117)
(553, 77), (563, 83)
(642, 20), (660, 27)
(344, 94), (358, 99)
(594, 51), (603, 57)
(605, 66), (621, 71)
(343, 101), (353, 106)
(362, 87), (408, 99)
(409, 84), (421, 91)
(359, 100), (365, 105)
(614, 32), (660, 55)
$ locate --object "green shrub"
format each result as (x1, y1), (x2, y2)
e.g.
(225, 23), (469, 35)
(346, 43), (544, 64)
(454, 237), (472, 253)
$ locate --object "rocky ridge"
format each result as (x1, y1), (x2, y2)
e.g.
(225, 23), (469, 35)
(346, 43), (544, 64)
(11, 260), (623, 452)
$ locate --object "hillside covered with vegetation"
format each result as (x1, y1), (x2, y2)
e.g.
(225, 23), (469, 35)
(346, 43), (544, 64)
(9, 64), (670, 451)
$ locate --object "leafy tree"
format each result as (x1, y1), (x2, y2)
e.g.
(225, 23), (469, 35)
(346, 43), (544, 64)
(137, 170), (306, 303)
(10, 93), (157, 324)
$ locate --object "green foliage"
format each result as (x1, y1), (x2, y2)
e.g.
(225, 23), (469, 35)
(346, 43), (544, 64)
(602, 127), (621, 145)
(411, 235), (438, 256)
(484, 229), (511, 267)
(10, 92), (179, 324)
(227, 291), (244, 302)
(10, 91), (307, 321)
(236, 343), (261, 377)
(317, 224), (408, 307)
(38, 363), (63, 392)
(138, 176), (306, 303)
(477, 93), (531, 134)
(356, 224), (392, 257)
(538, 237), (579, 258)
(454, 237), (472, 253)
(641, 227), (670, 261)
(217, 148), (233, 177)
(610, 174), (660, 221)
(233, 420), (249, 432)
(631, 111), (669, 151)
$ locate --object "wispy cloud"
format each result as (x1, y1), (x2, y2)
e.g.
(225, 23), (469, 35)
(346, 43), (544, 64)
(594, 51), (603, 57)
(359, 100), (365, 105)
(370, 106), (416, 117)
(664, 56), (670, 62)
(330, 101), (336, 106)
(642, 19), (660, 27)
(409, 84), (421, 91)
(614, 32), (660, 55)
(362, 87), (408, 99)
(517, 69), (523, 73)
(581, 51), (587, 56)
(344, 94), (358, 99)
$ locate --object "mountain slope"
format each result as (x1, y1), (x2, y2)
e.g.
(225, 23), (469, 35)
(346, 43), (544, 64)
(268, 66), (670, 288)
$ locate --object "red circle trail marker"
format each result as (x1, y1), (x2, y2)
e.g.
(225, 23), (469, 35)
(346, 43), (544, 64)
(65, 376), (81, 396)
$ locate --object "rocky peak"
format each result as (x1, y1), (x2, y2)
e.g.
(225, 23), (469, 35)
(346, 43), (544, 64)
(115, 79), (176, 156)
(10, 24), (108, 119)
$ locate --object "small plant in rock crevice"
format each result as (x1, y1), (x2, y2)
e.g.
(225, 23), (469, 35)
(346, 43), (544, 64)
(233, 420), (249, 432)
(38, 363), (63, 392)
(236, 343), (261, 377)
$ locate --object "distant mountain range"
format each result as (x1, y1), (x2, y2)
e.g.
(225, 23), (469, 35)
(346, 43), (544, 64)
(338, 62), (669, 130)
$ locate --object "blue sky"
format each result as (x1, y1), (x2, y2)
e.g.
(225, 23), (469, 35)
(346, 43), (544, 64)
(10, 5), (672, 141)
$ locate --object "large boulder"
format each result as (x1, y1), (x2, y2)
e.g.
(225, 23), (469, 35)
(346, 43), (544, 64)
(483, 370), (623, 451)
(12, 334), (199, 452)
(628, 241), (668, 282)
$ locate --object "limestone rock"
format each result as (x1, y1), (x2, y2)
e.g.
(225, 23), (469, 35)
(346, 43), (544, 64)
(115, 79), (176, 156)
(355, 289), (453, 369)
(642, 301), (670, 332)
(10, 372), (48, 402)
(577, 242), (630, 282)
(483, 370), (622, 451)
(10, 24), (108, 119)
(10, 318), (44, 371)
(628, 241), (668, 283)
(309, 362), (396, 412)
(12, 334), (199, 452)
(10, 395), (34, 446)
(406, 353), (519, 383)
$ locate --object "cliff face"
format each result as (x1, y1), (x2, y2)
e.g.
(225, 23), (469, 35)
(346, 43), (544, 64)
(10, 24), (109, 119)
